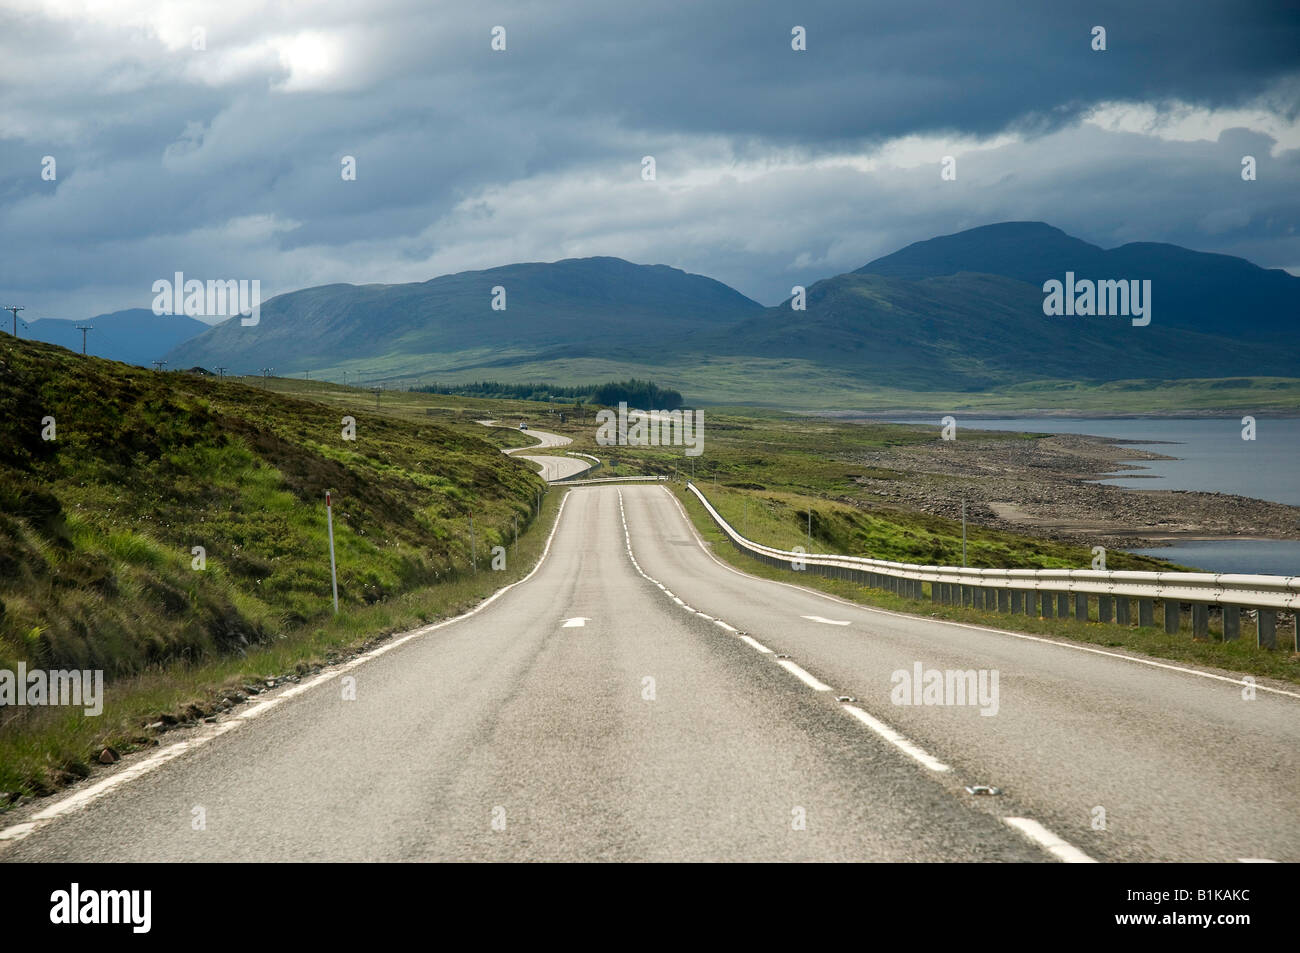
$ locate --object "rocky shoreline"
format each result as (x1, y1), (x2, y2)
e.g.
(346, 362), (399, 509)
(849, 431), (1300, 550)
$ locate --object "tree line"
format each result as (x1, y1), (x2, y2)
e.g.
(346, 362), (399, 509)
(409, 378), (685, 410)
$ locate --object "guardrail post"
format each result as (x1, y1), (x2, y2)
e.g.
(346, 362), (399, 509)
(932, 582), (942, 603)
(975, 588), (989, 609)
(1097, 595), (1113, 623)
(1040, 592), (1053, 618)
(1025, 590), (1038, 617)
(997, 589), (1010, 612)
(1257, 610), (1277, 649)
(1138, 598), (1154, 627)
(1192, 604), (1209, 639)
(1222, 605), (1240, 641)
(1163, 601), (1180, 634)
(1116, 597), (1131, 625)
(1010, 590), (1023, 614)
(1057, 593), (1069, 618)
(1074, 593), (1088, 621)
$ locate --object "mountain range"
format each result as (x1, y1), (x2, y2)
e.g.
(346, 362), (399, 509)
(26, 223), (1300, 401)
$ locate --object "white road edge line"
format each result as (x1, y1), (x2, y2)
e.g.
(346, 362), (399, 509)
(1003, 817), (1098, 864)
(661, 488), (1300, 702)
(842, 704), (951, 773)
(0, 490), (576, 847)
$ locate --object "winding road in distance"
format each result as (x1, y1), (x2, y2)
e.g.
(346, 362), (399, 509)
(3, 484), (1295, 862)
(479, 419), (592, 482)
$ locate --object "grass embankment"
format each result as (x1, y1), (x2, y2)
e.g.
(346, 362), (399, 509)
(672, 485), (1300, 685)
(0, 339), (551, 800)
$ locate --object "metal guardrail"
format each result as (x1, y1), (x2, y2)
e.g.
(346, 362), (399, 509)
(550, 452), (602, 482)
(686, 482), (1297, 647)
(558, 474), (669, 486)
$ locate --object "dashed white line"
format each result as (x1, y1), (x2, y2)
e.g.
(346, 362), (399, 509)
(841, 704), (951, 773)
(740, 634), (774, 654)
(1003, 817), (1097, 864)
(802, 615), (850, 626)
(776, 659), (833, 692)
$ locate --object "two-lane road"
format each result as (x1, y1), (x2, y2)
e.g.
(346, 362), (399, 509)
(2, 486), (1042, 862)
(3, 484), (1293, 862)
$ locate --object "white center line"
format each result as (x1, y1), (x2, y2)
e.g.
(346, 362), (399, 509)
(1003, 817), (1097, 864)
(776, 659), (832, 692)
(842, 704), (951, 773)
(802, 615), (851, 626)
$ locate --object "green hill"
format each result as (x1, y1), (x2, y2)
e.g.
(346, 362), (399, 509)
(163, 256), (762, 379)
(0, 337), (543, 679)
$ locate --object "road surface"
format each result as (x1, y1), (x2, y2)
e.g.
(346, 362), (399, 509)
(480, 420), (592, 482)
(2, 485), (1295, 861)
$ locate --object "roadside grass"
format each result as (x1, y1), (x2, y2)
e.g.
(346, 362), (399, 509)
(1, 339), (544, 680)
(683, 482), (1186, 572)
(673, 485), (1300, 686)
(0, 338), (553, 801)
(0, 486), (566, 805)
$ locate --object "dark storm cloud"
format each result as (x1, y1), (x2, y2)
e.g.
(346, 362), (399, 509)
(0, 0), (1297, 316)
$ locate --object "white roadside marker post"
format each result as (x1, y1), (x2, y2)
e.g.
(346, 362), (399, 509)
(326, 491), (339, 614)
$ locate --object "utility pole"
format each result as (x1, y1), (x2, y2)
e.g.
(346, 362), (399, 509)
(4, 305), (23, 336)
(74, 324), (93, 354)
(343, 371), (348, 386)
(152, 360), (168, 372)
(961, 492), (968, 568)
(216, 366), (226, 379)
(372, 387), (381, 410)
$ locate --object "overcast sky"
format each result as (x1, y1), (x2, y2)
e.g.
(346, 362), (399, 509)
(2, 0), (1298, 319)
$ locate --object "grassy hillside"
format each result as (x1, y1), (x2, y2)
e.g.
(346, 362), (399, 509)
(0, 337), (544, 680)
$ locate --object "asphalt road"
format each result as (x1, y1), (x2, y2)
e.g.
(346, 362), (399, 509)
(2, 484), (1294, 861)
(482, 420), (591, 481)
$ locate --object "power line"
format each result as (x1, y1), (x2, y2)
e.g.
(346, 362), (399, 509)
(151, 360), (168, 372)
(4, 305), (23, 336)
(74, 324), (93, 354)
(216, 366), (227, 379)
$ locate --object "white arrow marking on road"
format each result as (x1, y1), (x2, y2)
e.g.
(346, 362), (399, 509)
(802, 615), (850, 626)
(562, 617), (590, 628)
